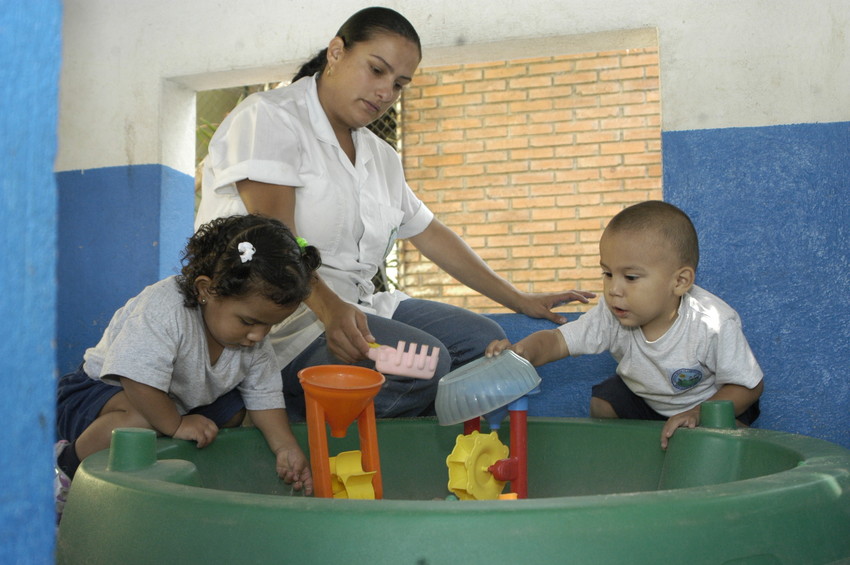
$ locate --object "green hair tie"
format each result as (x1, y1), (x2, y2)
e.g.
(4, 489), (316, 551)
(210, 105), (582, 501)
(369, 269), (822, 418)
(295, 237), (308, 249)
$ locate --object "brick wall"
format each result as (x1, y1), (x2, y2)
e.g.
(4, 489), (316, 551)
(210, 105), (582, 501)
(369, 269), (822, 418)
(399, 47), (662, 313)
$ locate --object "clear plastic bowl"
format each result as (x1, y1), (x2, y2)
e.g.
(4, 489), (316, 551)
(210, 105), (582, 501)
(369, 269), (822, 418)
(435, 351), (542, 425)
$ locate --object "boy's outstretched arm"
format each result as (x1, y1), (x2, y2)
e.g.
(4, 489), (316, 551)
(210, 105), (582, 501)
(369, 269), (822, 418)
(249, 408), (314, 496)
(660, 381), (764, 450)
(485, 328), (571, 366)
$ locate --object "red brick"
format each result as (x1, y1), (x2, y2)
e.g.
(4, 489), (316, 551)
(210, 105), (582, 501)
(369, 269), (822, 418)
(440, 118), (484, 130)
(528, 61), (575, 75)
(483, 66), (530, 79)
(465, 80), (509, 93)
(575, 56), (620, 70)
(528, 86), (573, 100)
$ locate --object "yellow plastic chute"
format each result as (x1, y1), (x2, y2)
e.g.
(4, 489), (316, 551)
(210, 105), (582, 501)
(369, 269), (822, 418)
(329, 450), (376, 499)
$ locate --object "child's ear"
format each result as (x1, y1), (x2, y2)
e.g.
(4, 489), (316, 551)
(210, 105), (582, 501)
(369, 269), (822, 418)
(194, 276), (213, 302)
(673, 266), (695, 296)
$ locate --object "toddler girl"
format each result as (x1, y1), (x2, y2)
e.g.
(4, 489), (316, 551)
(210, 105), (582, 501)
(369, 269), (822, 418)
(55, 214), (320, 520)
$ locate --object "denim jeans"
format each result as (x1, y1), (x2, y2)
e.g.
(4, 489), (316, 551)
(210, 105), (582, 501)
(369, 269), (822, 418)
(281, 298), (507, 420)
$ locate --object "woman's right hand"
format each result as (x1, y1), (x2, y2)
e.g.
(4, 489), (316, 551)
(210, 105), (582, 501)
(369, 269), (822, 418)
(320, 299), (375, 363)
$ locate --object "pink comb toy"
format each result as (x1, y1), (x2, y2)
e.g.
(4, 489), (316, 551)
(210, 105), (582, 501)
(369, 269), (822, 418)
(367, 341), (440, 380)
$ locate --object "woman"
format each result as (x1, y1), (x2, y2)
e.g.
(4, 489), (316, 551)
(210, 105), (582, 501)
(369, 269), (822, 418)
(195, 7), (594, 419)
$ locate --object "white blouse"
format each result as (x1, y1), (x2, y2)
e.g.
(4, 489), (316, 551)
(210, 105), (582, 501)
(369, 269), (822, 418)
(195, 75), (434, 368)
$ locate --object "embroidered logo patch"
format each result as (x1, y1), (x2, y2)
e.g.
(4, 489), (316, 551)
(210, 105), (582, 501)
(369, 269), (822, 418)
(669, 368), (704, 390)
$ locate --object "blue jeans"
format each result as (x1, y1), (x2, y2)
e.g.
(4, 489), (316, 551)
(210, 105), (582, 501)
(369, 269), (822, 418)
(281, 298), (507, 420)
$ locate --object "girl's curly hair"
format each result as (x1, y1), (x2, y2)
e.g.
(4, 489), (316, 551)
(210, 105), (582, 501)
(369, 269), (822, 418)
(176, 214), (321, 308)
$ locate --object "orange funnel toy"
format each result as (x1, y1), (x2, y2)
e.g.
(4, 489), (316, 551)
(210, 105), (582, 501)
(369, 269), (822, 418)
(299, 365), (385, 498)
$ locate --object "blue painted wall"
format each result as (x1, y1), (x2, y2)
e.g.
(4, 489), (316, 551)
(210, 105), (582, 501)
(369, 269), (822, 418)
(664, 122), (850, 448)
(56, 165), (194, 373)
(0, 0), (62, 562)
(486, 122), (850, 451)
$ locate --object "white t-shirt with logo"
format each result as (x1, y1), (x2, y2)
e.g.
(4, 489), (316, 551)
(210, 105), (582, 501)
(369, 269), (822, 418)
(559, 285), (763, 416)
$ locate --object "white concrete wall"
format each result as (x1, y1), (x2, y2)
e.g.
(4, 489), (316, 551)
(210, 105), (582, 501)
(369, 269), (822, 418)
(58, 0), (850, 176)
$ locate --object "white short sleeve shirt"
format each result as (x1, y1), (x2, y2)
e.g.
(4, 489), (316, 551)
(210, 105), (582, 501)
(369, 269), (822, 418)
(195, 75), (434, 368)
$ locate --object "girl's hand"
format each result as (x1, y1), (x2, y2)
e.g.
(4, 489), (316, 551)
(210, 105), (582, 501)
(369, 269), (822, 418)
(275, 446), (314, 496)
(660, 406), (700, 450)
(173, 414), (219, 448)
(514, 290), (596, 325)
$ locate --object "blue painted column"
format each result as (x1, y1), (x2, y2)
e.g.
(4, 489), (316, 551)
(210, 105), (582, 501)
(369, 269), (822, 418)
(0, 0), (62, 561)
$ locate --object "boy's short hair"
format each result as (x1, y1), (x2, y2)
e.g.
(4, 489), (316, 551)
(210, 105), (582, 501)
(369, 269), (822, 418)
(605, 201), (699, 270)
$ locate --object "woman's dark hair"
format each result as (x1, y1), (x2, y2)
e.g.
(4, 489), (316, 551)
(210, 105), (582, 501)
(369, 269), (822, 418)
(292, 6), (421, 82)
(176, 214), (321, 308)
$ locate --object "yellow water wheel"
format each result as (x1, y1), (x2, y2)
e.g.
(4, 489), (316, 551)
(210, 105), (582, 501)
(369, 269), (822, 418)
(329, 450), (376, 499)
(446, 430), (509, 500)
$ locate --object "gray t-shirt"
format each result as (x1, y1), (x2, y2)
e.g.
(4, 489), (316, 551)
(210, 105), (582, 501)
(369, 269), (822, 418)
(559, 285), (763, 416)
(83, 277), (285, 414)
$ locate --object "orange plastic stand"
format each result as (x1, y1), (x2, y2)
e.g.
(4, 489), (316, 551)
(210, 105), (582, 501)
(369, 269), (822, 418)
(298, 365), (385, 499)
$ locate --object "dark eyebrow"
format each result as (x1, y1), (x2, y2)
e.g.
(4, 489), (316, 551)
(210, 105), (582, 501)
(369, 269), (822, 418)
(371, 54), (412, 83)
(241, 315), (274, 326)
(600, 261), (647, 273)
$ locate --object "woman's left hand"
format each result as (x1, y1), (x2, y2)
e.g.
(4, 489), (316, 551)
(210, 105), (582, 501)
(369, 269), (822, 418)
(514, 290), (596, 324)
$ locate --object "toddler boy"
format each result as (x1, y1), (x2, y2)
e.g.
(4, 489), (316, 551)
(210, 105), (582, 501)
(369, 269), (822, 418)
(487, 201), (763, 448)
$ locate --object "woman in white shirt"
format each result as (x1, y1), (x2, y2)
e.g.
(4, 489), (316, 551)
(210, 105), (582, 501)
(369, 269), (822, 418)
(195, 7), (594, 420)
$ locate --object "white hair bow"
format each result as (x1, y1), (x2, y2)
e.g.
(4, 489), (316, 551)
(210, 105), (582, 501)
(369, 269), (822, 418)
(237, 241), (256, 263)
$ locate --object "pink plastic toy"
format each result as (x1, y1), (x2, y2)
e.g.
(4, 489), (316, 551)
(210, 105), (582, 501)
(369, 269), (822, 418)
(367, 341), (440, 379)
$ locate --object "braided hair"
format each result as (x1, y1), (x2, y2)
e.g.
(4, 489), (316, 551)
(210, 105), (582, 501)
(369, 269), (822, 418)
(176, 214), (321, 308)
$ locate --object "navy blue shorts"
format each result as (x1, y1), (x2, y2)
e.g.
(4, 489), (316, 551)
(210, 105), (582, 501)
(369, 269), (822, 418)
(56, 365), (246, 442)
(591, 374), (760, 425)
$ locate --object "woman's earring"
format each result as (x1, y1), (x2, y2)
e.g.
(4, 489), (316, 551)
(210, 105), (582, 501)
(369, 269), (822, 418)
(200, 298), (207, 305)
(326, 65), (334, 77)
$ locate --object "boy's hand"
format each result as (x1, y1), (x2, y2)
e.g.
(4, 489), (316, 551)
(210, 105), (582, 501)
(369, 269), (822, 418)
(660, 406), (700, 450)
(275, 446), (314, 496)
(485, 339), (514, 357)
(173, 414), (219, 448)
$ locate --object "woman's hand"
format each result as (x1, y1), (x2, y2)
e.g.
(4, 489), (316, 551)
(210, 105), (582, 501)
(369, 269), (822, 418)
(319, 297), (375, 363)
(512, 290), (597, 325)
(411, 220), (596, 324)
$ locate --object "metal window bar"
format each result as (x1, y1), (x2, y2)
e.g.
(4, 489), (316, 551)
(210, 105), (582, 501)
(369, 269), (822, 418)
(366, 100), (401, 292)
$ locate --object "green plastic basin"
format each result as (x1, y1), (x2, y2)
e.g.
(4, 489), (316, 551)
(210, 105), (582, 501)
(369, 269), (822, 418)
(57, 418), (850, 564)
